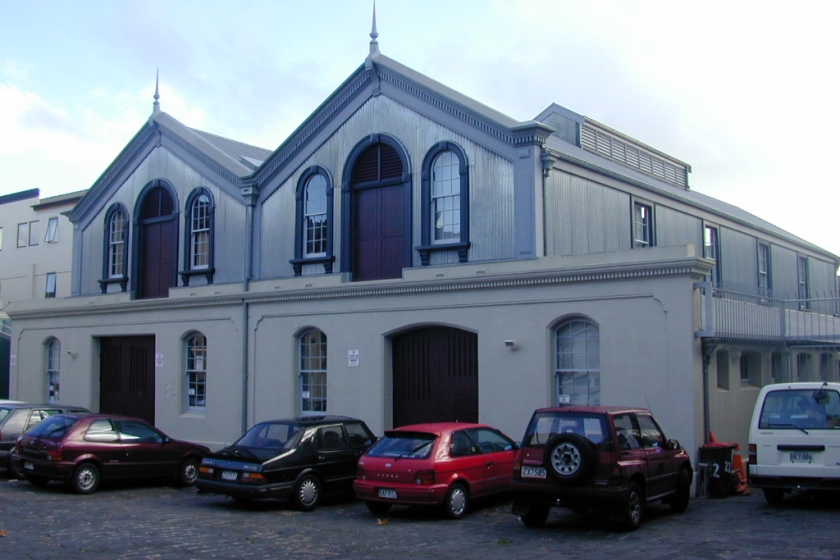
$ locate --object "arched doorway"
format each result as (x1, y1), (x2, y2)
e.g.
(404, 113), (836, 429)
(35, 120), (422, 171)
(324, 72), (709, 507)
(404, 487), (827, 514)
(392, 327), (478, 427)
(344, 139), (410, 281)
(136, 184), (178, 299)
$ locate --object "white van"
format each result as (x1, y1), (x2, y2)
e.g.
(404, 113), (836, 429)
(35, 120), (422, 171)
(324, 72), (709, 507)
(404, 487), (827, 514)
(748, 382), (840, 504)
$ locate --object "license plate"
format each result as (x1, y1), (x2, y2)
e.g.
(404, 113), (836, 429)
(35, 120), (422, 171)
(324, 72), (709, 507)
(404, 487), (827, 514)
(789, 452), (813, 463)
(378, 488), (397, 499)
(221, 470), (238, 481)
(521, 466), (546, 479)
(24, 462), (34, 471)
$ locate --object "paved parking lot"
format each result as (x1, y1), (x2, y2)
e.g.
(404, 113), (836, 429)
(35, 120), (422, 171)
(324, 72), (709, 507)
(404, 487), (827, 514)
(1, 473), (838, 560)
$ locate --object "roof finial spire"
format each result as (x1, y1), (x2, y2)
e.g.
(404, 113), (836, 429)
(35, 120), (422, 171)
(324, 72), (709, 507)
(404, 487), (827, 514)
(369, 1), (380, 58)
(152, 68), (161, 115)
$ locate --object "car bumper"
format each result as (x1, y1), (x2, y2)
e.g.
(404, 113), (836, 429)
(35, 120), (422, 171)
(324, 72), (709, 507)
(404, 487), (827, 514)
(195, 477), (295, 499)
(510, 478), (630, 510)
(353, 479), (448, 506)
(748, 474), (840, 492)
(10, 455), (72, 481)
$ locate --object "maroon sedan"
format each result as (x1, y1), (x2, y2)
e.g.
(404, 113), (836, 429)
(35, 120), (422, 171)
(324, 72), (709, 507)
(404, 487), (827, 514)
(354, 422), (517, 519)
(11, 413), (209, 494)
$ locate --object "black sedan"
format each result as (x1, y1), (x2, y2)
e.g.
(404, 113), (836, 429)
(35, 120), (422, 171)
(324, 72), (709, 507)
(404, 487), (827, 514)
(196, 415), (376, 511)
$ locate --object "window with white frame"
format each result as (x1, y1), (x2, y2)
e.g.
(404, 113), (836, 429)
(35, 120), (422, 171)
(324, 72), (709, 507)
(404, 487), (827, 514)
(431, 150), (461, 243)
(704, 225), (720, 284)
(798, 256), (809, 309)
(185, 333), (207, 409)
(299, 329), (327, 413)
(555, 318), (600, 405)
(18, 221), (39, 248)
(304, 174), (328, 257)
(45, 217), (58, 243)
(190, 193), (211, 269)
(758, 243), (772, 297)
(45, 272), (56, 298)
(633, 202), (653, 248)
(47, 339), (60, 402)
(108, 209), (127, 278)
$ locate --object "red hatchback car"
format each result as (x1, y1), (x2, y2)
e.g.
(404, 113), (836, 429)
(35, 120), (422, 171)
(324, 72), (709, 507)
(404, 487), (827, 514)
(354, 422), (517, 519)
(11, 413), (210, 494)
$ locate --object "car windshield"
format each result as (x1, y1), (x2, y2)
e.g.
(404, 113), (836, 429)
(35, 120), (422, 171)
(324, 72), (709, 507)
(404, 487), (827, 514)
(26, 415), (78, 440)
(235, 422), (302, 450)
(366, 432), (436, 459)
(759, 388), (840, 430)
(523, 412), (608, 447)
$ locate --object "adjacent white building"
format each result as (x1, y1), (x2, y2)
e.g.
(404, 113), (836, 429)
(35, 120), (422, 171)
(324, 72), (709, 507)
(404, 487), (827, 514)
(6, 30), (839, 456)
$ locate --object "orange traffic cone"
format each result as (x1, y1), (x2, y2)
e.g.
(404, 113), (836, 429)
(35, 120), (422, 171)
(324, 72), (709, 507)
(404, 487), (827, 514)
(732, 445), (751, 496)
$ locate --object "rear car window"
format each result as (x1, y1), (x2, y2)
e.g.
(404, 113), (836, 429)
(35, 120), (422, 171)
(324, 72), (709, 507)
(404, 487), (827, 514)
(523, 412), (608, 447)
(366, 433), (436, 459)
(236, 422), (301, 450)
(25, 415), (78, 440)
(759, 389), (840, 430)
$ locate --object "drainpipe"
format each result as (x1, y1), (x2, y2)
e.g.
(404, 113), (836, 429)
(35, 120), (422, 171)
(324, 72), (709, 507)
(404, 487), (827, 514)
(701, 338), (719, 445)
(240, 185), (258, 434)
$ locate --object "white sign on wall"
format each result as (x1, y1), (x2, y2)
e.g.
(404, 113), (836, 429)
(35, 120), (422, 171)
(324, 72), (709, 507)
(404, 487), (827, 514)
(156, 353), (164, 368)
(348, 349), (359, 367)
(10, 354), (16, 367)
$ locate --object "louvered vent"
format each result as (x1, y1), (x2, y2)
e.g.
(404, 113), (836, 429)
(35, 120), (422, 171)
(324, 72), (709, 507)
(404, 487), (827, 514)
(352, 144), (403, 184)
(140, 186), (175, 219)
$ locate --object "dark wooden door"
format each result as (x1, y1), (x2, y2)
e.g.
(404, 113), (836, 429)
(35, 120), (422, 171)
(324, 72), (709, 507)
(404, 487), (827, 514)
(392, 327), (478, 427)
(99, 336), (156, 425)
(353, 185), (405, 281)
(139, 220), (176, 299)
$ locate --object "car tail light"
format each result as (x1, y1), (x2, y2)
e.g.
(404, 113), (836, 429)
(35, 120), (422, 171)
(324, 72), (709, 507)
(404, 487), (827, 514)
(748, 443), (756, 465)
(413, 470), (435, 485)
(241, 472), (267, 483)
(513, 455), (522, 477)
(357, 463), (366, 480)
(47, 449), (63, 462)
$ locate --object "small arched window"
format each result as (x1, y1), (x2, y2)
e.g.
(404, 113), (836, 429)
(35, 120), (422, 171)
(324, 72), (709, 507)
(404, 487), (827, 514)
(555, 318), (600, 405)
(185, 333), (207, 409)
(99, 204), (130, 293)
(418, 142), (470, 265)
(299, 329), (327, 414)
(46, 338), (61, 403)
(291, 168), (334, 275)
(180, 188), (215, 286)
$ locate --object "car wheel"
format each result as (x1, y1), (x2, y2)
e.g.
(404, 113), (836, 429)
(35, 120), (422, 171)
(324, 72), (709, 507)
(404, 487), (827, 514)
(365, 500), (393, 514)
(543, 434), (594, 483)
(520, 505), (550, 528)
(177, 458), (200, 487)
(669, 468), (691, 513)
(621, 482), (643, 531)
(25, 475), (50, 487)
(442, 483), (469, 519)
(292, 474), (321, 512)
(763, 488), (785, 505)
(71, 463), (100, 495)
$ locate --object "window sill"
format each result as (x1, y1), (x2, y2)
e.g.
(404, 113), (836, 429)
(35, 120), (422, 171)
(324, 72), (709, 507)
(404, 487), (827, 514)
(179, 268), (215, 286)
(416, 242), (471, 265)
(180, 410), (206, 419)
(98, 277), (129, 294)
(290, 255), (335, 276)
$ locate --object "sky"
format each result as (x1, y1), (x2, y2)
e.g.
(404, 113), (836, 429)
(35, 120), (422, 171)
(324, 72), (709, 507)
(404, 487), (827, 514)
(1, 0), (839, 258)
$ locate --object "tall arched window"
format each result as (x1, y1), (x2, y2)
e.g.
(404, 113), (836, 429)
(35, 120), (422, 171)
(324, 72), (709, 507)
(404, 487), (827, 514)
(46, 338), (61, 402)
(291, 167), (334, 275)
(555, 318), (600, 405)
(99, 204), (130, 293)
(185, 333), (207, 409)
(181, 188), (215, 286)
(299, 329), (327, 414)
(418, 141), (470, 265)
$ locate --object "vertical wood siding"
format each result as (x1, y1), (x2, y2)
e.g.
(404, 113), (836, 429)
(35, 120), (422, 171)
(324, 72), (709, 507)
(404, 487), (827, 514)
(719, 227), (758, 288)
(656, 206), (702, 249)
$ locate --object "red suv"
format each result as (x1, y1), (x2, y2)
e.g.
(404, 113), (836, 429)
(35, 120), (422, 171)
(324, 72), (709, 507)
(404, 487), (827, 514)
(510, 406), (693, 530)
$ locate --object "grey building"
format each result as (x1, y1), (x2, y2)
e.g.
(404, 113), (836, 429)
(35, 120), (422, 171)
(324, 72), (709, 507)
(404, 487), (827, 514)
(6, 29), (839, 456)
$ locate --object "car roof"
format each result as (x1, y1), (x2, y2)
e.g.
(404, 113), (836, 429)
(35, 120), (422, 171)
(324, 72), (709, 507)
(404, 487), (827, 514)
(257, 415), (363, 427)
(534, 405), (651, 415)
(386, 422), (491, 436)
(0, 403), (89, 410)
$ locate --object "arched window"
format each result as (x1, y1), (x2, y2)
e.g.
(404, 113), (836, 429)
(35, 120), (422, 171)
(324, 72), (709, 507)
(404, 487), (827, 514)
(46, 339), (61, 402)
(555, 318), (600, 405)
(291, 168), (334, 275)
(185, 333), (207, 409)
(181, 188), (215, 286)
(418, 142), (470, 265)
(299, 329), (327, 414)
(99, 204), (129, 293)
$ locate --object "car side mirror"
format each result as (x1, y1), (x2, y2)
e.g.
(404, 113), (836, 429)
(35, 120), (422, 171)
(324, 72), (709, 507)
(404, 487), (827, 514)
(666, 439), (681, 451)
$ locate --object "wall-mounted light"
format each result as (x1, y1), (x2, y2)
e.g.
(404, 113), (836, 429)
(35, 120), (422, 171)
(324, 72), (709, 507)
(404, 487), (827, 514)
(504, 340), (519, 351)
(66, 350), (77, 358)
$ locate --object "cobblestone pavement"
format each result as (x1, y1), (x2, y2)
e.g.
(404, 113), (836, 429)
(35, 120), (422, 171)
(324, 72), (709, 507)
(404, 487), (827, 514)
(1, 472), (838, 560)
